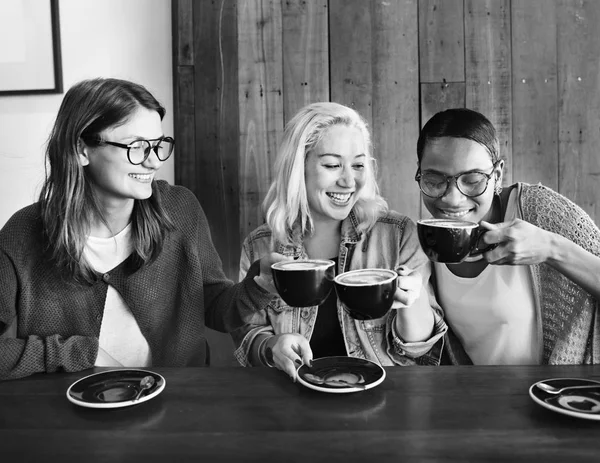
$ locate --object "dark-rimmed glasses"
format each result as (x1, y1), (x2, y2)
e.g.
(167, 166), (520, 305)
(415, 161), (499, 198)
(94, 136), (175, 165)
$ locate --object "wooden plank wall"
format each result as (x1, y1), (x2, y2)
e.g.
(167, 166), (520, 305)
(172, 0), (600, 365)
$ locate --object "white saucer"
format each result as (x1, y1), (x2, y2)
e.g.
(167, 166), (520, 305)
(529, 377), (600, 420)
(66, 369), (166, 409)
(297, 356), (386, 394)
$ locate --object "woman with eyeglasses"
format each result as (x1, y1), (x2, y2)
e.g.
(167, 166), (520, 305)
(416, 108), (600, 365)
(0, 77), (273, 380)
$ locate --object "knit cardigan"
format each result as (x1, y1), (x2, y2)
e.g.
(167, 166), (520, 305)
(442, 182), (600, 365)
(0, 181), (271, 380)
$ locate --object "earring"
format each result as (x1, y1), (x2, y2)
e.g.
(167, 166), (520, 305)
(494, 183), (503, 196)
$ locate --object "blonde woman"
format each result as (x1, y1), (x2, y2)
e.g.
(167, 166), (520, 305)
(232, 102), (447, 380)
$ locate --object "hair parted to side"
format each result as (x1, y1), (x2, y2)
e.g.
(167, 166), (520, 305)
(39, 77), (173, 283)
(417, 108), (501, 165)
(263, 101), (388, 247)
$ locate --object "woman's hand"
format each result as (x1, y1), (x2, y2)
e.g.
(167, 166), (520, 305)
(255, 252), (291, 294)
(479, 219), (553, 265)
(391, 266), (422, 309)
(265, 333), (313, 382)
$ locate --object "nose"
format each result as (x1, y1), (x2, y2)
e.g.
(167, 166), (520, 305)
(439, 177), (465, 203)
(338, 166), (356, 188)
(142, 147), (163, 169)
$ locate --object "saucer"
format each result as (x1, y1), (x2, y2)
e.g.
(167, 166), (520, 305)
(297, 356), (385, 394)
(66, 369), (166, 409)
(529, 377), (600, 420)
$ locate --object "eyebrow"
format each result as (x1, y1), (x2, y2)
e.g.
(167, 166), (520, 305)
(422, 166), (493, 175)
(119, 135), (166, 142)
(318, 153), (366, 159)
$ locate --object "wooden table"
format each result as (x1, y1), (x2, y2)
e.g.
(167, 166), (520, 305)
(1, 365), (600, 462)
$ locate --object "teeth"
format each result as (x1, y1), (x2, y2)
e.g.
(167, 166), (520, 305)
(327, 193), (352, 205)
(441, 210), (470, 218)
(129, 174), (152, 181)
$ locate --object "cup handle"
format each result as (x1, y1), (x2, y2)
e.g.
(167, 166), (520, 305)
(470, 228), (498, 257)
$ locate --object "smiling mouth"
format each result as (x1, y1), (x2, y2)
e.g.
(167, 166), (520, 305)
(129, 173), (153, 182)
(438, 209), (471, 218)
(327, 192), (352, 205)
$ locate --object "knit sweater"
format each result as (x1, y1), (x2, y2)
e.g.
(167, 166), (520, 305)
(442, 182), (600, 365)
(0, 180), (271, 380)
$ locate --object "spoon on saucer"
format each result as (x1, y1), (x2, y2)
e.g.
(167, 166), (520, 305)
(133, 376), (155, 401)
(536, 382), (600, 395)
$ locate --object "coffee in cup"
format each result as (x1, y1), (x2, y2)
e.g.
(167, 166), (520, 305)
(334, 268), (398, 320)
(416, 218), (495, 263)
(271, 259), (335, 307)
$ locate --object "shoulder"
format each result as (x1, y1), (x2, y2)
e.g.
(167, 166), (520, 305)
(0, 203), (43, 255)
(517, 181), (587, 218)
(241, 223), (273, 261)
(155, 180), (198, 207)
(243, 223), (272, 246)
(516, 182), (600, 247)
(153, 180), (204, 222)
(372, 210), (414, 232)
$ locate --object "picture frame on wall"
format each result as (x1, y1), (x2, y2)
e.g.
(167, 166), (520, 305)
(0, 0), (63, 96)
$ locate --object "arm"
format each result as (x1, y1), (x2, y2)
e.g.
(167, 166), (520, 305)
(481, 218), (600, 300)
(0, 249), (98, 381)
(481, 185), (600, 301)
(392, 219), (447, 346)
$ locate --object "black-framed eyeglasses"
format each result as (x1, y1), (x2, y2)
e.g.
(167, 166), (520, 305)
(93, 136), (175, 165)
(415, 161), (499, 198)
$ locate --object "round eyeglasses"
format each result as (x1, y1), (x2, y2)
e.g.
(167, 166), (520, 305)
(95, 137), (175, 165)
(415, 162), (499, 198)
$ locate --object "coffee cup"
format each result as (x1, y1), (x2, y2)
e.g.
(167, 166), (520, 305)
(334, 268), (398, 320)
(416, 218), (496, 263)
(271, 259), (335, 307)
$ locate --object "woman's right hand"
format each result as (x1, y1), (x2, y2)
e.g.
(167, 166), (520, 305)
(264, 333), (313, 382)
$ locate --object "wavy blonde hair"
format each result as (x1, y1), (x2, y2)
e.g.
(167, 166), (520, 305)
(263, 102), (388, 247)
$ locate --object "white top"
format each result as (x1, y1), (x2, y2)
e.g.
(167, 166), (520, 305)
(434, 191), (540, 365)
(83, 224), (152, 367)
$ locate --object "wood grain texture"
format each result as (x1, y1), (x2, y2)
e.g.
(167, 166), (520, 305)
(4, 365), (600, 462)
(282, 0), (329, 123)
(511, 0), (558, 189)
(173, 66), (196, 196)
(420, 82), (466, 128)
(557, 0), (600, 224)
(329, 0), (373, 127)
(190, 0), (240, 367)
(418, 0), (464, 83)
(172, 0), (194, 66)
(193, 0), (240, 281)
(465, 0), (513, 185)
(371, 0), (420, 220)
(238, 0), (284, 241)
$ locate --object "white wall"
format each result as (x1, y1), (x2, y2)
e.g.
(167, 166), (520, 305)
(0, 0), (174, 227)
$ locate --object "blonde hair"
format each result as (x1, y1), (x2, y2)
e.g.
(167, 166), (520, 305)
(263, 102), (388, 246)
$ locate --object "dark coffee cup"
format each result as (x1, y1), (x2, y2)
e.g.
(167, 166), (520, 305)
(271, 259), (335, 307)
(416, 218), (496, 263)
(334, 268), (398, 320)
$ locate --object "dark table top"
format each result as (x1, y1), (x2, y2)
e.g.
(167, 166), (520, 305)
(1, 364), (600, 462)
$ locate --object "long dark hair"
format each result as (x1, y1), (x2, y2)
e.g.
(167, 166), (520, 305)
(417, 108), (501, 165)
(39, 77), (174, 283)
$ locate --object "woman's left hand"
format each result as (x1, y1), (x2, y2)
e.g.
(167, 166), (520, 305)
(392, 266), (422, 308)
(479, 219), (553, 265)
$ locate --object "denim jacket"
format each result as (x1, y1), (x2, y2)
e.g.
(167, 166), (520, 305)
(232, 209), (447, 367)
